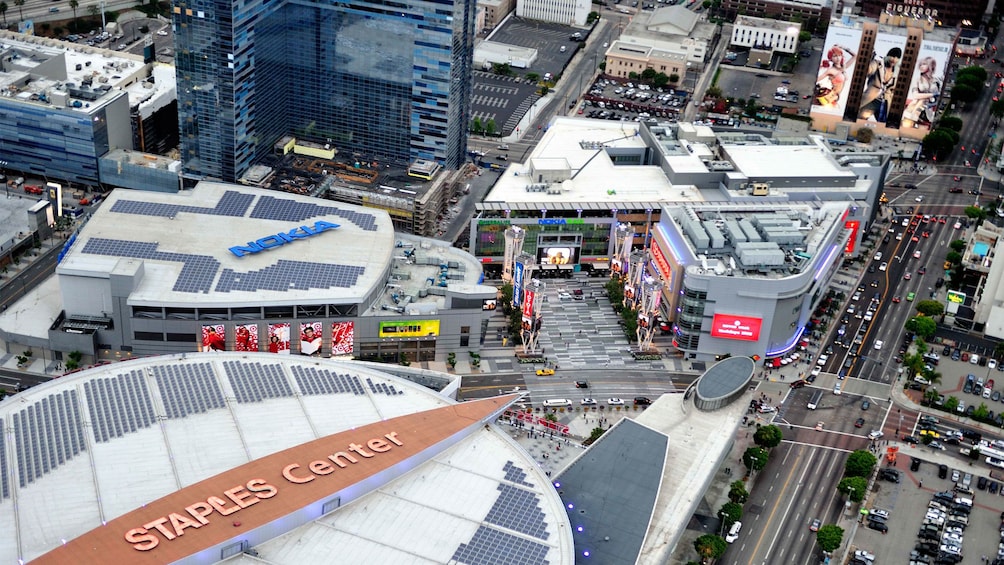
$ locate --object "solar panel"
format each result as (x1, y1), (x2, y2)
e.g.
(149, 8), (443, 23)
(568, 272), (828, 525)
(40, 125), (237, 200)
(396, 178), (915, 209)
(81, 238), (220, 293)
(223, 361), (293, 404)
(451, 526), (551, 565)
(502, 461), (535, 487)
(0, 417), (8, 499)
(215, 260), (366, 294)
(11, 391), (86, 487)
(110, 190), (254, 219)
(250, 195), (379, 231)
(484, 484), (550, 540)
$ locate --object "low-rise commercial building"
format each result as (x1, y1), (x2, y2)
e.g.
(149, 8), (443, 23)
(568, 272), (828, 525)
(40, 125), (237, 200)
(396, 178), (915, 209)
(730, 15), (801, 55)
(604, 6), (717, 84)
(516, 0), (590, 26)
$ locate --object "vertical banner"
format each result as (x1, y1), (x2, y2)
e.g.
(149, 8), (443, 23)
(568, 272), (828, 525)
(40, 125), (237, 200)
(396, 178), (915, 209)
(200, 324), (226, 352)
(812, 27), (862, 117)
(513, 261), (525, 308)
(268, 323), (291, 354)
(901, 40), (951, 130)
(300, 322), (323, 356)
(521, 289), (536, 332)
(857, 32), (906, 125)
(234, 323), (259, 352)
(844, 220), (861, 253)
(331, 321), (355, 356)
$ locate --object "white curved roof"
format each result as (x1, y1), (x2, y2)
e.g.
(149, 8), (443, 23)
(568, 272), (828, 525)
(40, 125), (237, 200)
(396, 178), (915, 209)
(0, 354), (572, 564)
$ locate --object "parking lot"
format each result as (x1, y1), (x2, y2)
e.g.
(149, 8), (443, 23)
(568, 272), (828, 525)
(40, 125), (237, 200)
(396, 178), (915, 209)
(580, 78), (689, 122)
(712, 45), (822, 116)
(860, 448), (1004, 564)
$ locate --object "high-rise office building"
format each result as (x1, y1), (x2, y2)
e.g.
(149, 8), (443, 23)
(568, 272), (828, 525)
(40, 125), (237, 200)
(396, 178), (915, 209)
(174, 0), (476, 183)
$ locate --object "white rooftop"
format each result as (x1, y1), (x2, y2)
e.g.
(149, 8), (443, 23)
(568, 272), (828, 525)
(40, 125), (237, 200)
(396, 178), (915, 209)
(723, 141), (856, 180)
(0, 354), (572, 564)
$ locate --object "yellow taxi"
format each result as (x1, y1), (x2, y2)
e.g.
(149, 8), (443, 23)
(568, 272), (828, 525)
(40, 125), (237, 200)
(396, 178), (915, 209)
(536, 368), (555, 376)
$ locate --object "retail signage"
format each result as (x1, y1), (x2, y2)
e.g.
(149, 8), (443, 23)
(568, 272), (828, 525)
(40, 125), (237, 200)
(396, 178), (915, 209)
(378, 320), (440, 338)
(537, 218), (585, 225)
(844, 220), (860, 254)
(650, 240), (672, 280)
(513, 261), (525, 308)
(710, 314), (762, 341)
(228, 220), (340, 257)
(947, 290), (966, 304)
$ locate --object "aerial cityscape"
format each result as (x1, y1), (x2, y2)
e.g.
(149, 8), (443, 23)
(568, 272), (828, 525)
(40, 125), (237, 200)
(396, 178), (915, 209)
(0, 0), (1003, 562)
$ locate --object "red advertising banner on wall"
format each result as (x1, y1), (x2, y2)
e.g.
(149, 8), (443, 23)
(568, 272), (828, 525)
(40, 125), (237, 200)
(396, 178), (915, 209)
(710, 314), (763, 341)
(522, 289), (536, 319)
(650, 240), (672, 280)
(844, 220), (860, 253)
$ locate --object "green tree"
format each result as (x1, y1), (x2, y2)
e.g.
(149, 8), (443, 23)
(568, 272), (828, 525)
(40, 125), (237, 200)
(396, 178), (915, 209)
(0, 1), (7, 25)
(995, 341), (1004, 359)
(471, 117), (483, 134)
(706, 85), (722, 98)
(718, 502), (743, 527)
(915, 300), (944, 317)
(940, 115), (963, 131)
(584, 426), (606, 446)
(975, 402), (990, 421)
(844, 450), (877, 478)
(669, 73), (679, 84)
(922, 129), (957, 160)
(949, 239), (967, 252)
(837, 476), (868, 502)
(68, 0), (78, 24)
(693, 534), (728, 561)
(620, 307), (638, 341)
(905, 316), (937, 340)
(13, 0), (21, 21)
(799, 31), (812, 43)
(743, 446), (769, 474)
(952, 83), (979, 104)
(945, 396), (960, 412)
(816, 524), (844, 552)
(728, 480), (749, 504)
(957, 65), (988, 83)
(653, 72), (669, 88)
(492, 62), (512, 76)
(946, 251), (962, 264)
(641, 68), (657, 82)
(485, 118), (496, 136)
(992, 99), (1004, 119)
(586, 10), (599, 24)
(525, 72), (540, 82)
(965, 205), (987, 221)
(856, 128), (874, 143)
(753, 425), (783, 449)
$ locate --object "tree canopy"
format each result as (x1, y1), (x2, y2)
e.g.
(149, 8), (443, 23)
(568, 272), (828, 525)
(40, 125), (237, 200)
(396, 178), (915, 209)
(915, 300), (945, 317)
(816, 524), (844, 552)
(837, 476), (868, 502)
(743, 446), (769, 473)
(905, 316), (937, 340)
(753, 425), (783, 449)
(728, 480), (749, 504)
(694, 534), (728, 561)
(844, 450), (877, 477)
(718, 502), (743, 527)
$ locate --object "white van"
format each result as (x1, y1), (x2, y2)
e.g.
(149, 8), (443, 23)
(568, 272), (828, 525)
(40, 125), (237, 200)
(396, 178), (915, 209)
(725, 521), (742, 543)
(807, 390), (823, 410)
(543, 399), (572, 408)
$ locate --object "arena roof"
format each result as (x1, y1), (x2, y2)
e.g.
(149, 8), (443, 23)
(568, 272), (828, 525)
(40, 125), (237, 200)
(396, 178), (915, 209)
(58, 183), (397, 307)
(0, 354), (572, 564)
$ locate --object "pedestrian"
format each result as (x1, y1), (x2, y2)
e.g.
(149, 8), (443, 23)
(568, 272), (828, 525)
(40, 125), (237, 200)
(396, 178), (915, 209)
(918, 480), (923, 489)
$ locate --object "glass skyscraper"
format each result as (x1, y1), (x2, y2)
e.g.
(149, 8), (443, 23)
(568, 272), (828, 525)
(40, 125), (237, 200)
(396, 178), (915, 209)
(173, 0), (475, 182)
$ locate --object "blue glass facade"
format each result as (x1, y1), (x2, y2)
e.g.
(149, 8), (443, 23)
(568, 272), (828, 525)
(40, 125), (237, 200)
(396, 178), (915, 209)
(174, 0), (475, 183)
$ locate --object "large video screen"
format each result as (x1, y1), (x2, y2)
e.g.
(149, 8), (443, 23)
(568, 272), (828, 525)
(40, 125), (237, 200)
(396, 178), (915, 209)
(300, 322), (323, 356)
(538, 246), (579, 265)
(268, 323), (291, 354)
(331, 321), (355, 356)
(235, 323), (259, 352)
(200, 324), (226, 352)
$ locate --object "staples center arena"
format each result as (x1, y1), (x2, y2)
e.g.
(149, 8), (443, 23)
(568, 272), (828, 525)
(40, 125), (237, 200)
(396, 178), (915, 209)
(0, 182), (497, 364)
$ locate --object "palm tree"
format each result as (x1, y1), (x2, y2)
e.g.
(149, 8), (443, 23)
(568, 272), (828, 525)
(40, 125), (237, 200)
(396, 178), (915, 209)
(68, 0), (78, 26)
(12, 0), (21, 22)
(0, 2), (8, 27)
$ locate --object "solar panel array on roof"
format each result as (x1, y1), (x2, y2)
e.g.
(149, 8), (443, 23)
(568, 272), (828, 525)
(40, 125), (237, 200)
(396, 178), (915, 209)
(364, 377), (402, 396)
(11, 390), (86, 488)
(83, 370), (156, 443)
(251, 196), (378, 231)
(451, 526), (551, 565)
(485, 484), (550, 540)
(290, 366), (364, 396)
(153, 363), (225, 419)
(0, 418), (7, 500)
(223, 361), (294, 403)
(81, 238), (220, 293)
(502, 460), (534, 488)
(215, 260), (366, 294)
(109, 191), (254, 218)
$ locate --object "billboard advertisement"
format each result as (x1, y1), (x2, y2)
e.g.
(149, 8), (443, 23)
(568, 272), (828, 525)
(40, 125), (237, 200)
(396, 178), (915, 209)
(710, 314), (763, 341)
(649, 240), (672, 281)
(901, 40), (951, 130)
(200, 324), (226, 352)
(947, 290), (966, 304)
(522, 289), (536, 320)
(844, 220), (861, 253)
(513, 261), (525, 308)
(538, 246), (578, 265)
(482, 298), (497, 311)
(299, 322), (323, 356)
(268, 323), (291, 354)
(331, 321), (355, 356)
(813, 26), (863, 117)
(235, 323), (259, 352)
(857, 32), (906, 125)
(378, 320), (441, 338)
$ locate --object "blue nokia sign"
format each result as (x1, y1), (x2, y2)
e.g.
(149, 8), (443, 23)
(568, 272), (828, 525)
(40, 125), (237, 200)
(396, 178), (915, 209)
(229, 220), (340, 257)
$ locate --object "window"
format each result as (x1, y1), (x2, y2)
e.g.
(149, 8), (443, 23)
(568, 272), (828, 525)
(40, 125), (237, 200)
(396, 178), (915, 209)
(167, 333), (196, 342)
(134, 331), (164, 341)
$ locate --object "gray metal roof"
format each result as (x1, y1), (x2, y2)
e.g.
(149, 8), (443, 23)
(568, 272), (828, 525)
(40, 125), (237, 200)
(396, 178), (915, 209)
(555, 419), (668, 564)
(695, 356), (755, 400)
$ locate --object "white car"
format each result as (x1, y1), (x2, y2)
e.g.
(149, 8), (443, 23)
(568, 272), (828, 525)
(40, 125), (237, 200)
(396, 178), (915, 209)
(606, 398), (624, 405)
(916, 195), (925, 202)
(580, 398), (597, 406)
(874, 340), (883, 350)
(725, 521), (742, 543)
(954, 221), (962, 229)
(879, 262), (888, 271)
(833, 382), (842, 395)
(817, 355), (829, 365)
(913, 250), (922, 259)
(156, 29), (169, 36)
(991, 359), (998, 370)
(810, 367), (822, 376)
(868, 430), (884, 439)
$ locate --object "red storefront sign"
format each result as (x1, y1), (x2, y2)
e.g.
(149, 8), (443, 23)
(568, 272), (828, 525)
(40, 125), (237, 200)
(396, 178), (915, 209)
(710, 314), (762, 341)
(650, 240), (672, 280)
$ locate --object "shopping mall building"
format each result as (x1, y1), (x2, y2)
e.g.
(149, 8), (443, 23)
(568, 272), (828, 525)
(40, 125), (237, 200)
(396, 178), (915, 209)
(0, 183), (497, 364)
(469, 117), (887, 359)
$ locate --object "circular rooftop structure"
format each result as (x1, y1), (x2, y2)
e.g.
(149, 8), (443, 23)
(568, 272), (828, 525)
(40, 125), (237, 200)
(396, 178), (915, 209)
(694, 356), (755, 411)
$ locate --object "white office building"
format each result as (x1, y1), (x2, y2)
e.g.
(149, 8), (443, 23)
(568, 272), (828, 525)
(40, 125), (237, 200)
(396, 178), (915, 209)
(516, 0), (590, 26)
(729, 15), (801, 54)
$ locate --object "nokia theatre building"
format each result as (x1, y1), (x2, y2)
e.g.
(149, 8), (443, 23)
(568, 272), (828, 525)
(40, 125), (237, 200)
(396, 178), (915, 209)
(0, 183), (497, 363)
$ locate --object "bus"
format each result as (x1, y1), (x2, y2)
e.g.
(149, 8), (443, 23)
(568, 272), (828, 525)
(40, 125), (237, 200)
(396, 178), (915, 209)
(807, 390), (823, 410)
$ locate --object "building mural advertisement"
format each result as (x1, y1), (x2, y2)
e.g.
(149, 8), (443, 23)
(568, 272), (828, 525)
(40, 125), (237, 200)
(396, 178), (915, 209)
(857, 32), (907, 126)
(331, 321), (355, 356)
(300, 322), (323, 356)
(901, 40), (951, 130)
(235, 323), (259, 352)
(378, 320), (441, 338)
(813, 27), (863, 117)
(200, 324), (226, 352)
(710, 314), (763, 341)
(268, 323), (291, 354)
(513, 261), (525, 308)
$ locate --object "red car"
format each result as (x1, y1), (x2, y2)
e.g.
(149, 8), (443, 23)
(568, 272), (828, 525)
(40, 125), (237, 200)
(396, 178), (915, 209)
(949, 187), (963, 193)
(892, 296), (901, 303)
